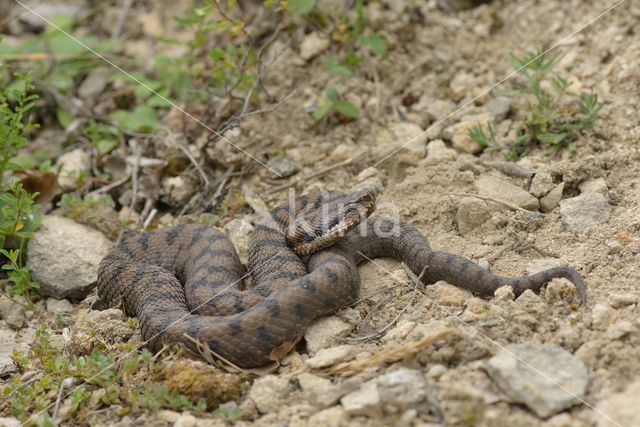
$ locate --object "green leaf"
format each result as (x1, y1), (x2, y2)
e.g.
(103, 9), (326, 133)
(334, 100), (359, 118)
(313, 103), (332, 120)
(324, 87), (339, 102)
(56, 108), (73, 128)
(322, 57), (353, 77)
(95, 139), (120, 156)
(359, 34), (387, 57)
(537, 132), (568, 145)
(287, 0), (316, 14)
(111, 106), (159, 133)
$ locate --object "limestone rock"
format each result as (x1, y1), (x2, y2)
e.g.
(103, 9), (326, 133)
(475, 175), (540, 211)
(559, 192), (612, 233)
(456, 197), (491, 234)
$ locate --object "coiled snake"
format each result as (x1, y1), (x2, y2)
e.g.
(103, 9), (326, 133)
(97, 191), (586, 368)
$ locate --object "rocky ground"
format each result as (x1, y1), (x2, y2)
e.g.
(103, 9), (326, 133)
(1, 0), (640, 426)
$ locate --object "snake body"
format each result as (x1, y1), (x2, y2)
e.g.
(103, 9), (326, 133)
(97, 192), (586, 368)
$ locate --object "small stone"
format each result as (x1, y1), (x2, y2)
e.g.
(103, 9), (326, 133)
(300, 32), (330, 60)
(157, 410), (181, 423)
(423, 139), (458, 166)
(28, 216), (112, 299)
(486, 343), (589, 418)
(456, 197), (491, 234)
(308, 407), (348, 426)
(223, 220), (253, 265)
(540, 182), (565, 213)
(69, 308), (134, 354)
(298, 373), (359, 408)
(56, 149), (91, 191)
(330, 143), (357, 162)
(0, 328), (29, 376)
(607, 292), (639, 309)
(449, 72), (475, 100)
(267, 156), (300, 178)
(578, 178), (608, 194)
(17, 2), (82, 31)
(375, 122), (428, 162)
(174, 414), (197, 427)
(526, 258), (564, 275)
(607, 320), (638, 340)
(306, 345), (356, 369)
(483, 96), (512, 121)
(352, 176), (384, 195)
(591, 303), (616, 331)
(494, 286), (515, 302)
(424, 98), (456, 122)
(304, 316), (353, 352)
(596, 380), (640, 427)
(450, 114), (492, 154)
(248, 375), (291, 414)
(0, 417), (21, 427)
(162, 176), (197, 205)
(0, 296), (26, 329)
(340, 379), (380, 416)
(46, 299), (74, 314)
(560, 192), (612, 234)
(382, 320), (416, 343)
(427, 364), (447, 379)
(530, 171), (555, 197)
(78, 67), (112, 100)
(377, 368), (439, 416)
(475, 175), (540, 211)
(431, 282), (471, 306)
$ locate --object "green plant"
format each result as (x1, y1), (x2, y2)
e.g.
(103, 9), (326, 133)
(1, 327), (207, 423)
(505, 48), (604, 158)
(313, 87), (359, 120)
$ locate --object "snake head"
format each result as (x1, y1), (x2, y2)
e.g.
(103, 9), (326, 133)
(286, 191), (376, 256)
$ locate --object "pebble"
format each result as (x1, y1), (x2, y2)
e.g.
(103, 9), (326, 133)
(28, 216), (112, 299)
(455, 197), (491, 234)
(494, 286), (515, 302)
(0, 328), (29, 376)
(352, 176), (384, 195)
(78, 67), (112, 101)
(330, 143), (357, 162)
(559, 192), (612, 234)
(248, 375), (291, 414)
(0, 417), (21, 427)
(223, 219), (254, 265)
(526, 258), (564, 275)
(475, 175), (540, 211)
(56, 149), (91, 191)
(306, 345), (356, 369)
(375, 122), (427, 163)
(299, 32), (330, 60)
(486, 343), (589, 418)
(304, 316), (353, 352)
(0, 296), (26, 329)
(607, 292), (639, 309)
(591, 303), (616, 331)
(45, 298), (74, 315)
(424, 99), (456, 122)
(307, 406), (349, 426)
(540, 182), (565, 213)
(450, 114), (492, 154)
(340, 379), (380, 416)
(529, 171), (555, 198)
(431, 282), (471, 306)
(483, 96), (513, 121)
(267, 156), (300, 178)
(449, 72), (476, 100)
(162, 176), (197, 205)
(606, 320), (638, 340)
(578, 177), (608, 194)
(382, 320), (416, 343)
(596, 379), (640, 427)
(17, 2), (82, 31)
(423, 139), (458, 166)
(298, 373), (359, 408)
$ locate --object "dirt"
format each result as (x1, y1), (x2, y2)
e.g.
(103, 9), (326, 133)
(2, 0), (640, 426)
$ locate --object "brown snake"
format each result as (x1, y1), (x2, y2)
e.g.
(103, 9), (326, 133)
(97, 191), (586, 368)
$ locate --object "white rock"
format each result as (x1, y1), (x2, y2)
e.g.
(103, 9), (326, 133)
(382, 320), (416, 343)
(46, 298), (74, 314)
(307, 407), (349, 426)
(300, 32), (330, 60)
(352, 176), (384, 195)
(28, 216), (112, 299)
(340, 380), (380, 416)
(450, 114), (492, 154)
(475, 175), (540, 211)
(423, 139), (458, 166)
(530, 171), (555, 197)
(431, 282), (471, 306)
(304, 316), (352, 352)
(0, 328), (29, 376)
(578, 178), (608, 194)
(248, 375), (291, 414)
(162, 176), (197, 205)
(494, 286), (515, 302)
(377, 368), (439, 415)
(330, 144), (357, 162)
(56, 149), (91, 191)
(483, 96), (512, 121)
(267, 156), (300, 178)
(223, 219), (254, 265)
(560, 192), (612, 234)
(0, 296), (26, 329)
(449, 72), (475, 100)
(540, 182), (565, 213)
(596, 379), (640, 427)
(375, 122), (427, 161)
(606, 320), (638, 340)
(607, 292), (639, 309)
(298, 373), (359, 408)
(456, 197), (491, 234)
(306, 345), (356, 369)
(0, 417), (21, 427)
(591, 303), (616, 331)
(486, 343), (589, 418)
(424, 99), (456, 122)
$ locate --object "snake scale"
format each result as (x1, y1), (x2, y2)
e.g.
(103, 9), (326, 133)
(97, 191), (586, 368)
